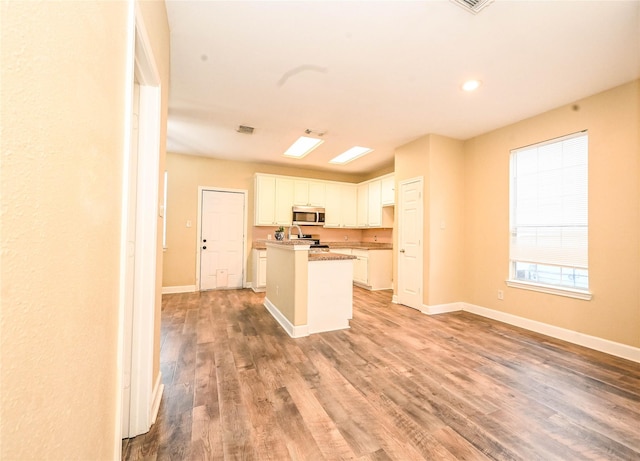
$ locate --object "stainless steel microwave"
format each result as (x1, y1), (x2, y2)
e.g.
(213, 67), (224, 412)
(292, 206), (325, 226)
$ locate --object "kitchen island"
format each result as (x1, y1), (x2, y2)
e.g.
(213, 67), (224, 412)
(263, 240), (356, 338)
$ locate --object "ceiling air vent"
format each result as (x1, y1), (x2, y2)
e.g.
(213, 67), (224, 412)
(451, 0), (494, 14)
(236, 125), (255, 134)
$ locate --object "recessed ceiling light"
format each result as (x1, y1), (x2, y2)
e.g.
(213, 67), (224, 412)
(462, 79), (481, 92)
(329, 146), (373, 165)
(283, 136), (324, 158)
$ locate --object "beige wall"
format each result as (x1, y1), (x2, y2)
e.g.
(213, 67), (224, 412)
(393, 81), (639, 348)
(464, 80), (640, 348)
(394, 134), (465, 306)
(427, 135), (465, 306)
(0, 1), (169, 459)
(163, 153), (366, 287)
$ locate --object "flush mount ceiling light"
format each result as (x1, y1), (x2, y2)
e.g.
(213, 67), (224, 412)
(283, 136), (324, 158)
(329, 146), (373, 165)
(462, 79), (481, 92)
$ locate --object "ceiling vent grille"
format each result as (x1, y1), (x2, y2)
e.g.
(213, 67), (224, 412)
(451, 0), (494, 14)
(236, 125), (255, 134)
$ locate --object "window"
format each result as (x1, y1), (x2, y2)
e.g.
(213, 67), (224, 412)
(508, 131), (591, 299)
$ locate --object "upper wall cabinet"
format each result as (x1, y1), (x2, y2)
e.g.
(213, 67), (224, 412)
(381, 175), (395, 206)
(325, 183), (357, 228)
(293, 180), (325, 207)
(357, 183), (369, 227)
(367, 179), (382, 227)
(255, 175), (293, 226)
(255, 173), (393, 228)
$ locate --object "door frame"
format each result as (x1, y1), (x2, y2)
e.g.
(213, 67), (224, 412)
(195, 186), (249, 291)
(396, 176), (424, 310)
(117, 1), (162, 445)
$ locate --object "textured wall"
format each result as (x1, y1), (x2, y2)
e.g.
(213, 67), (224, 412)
(1, 0), (169, 458)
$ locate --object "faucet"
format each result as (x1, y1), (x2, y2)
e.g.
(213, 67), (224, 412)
(288, 224), (302, 240)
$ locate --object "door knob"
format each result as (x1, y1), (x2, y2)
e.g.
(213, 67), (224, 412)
(400, 249), (405, 253)
(203, 239), (207, 243)
(202, 246), (207, 250)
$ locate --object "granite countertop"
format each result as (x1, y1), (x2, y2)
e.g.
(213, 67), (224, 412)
(326, 241), (392, 250)
(308, 252), (356, 262)
(253, 240), (392, 250)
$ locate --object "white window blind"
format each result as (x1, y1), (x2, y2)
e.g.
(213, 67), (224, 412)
(509, 131), (588, 291)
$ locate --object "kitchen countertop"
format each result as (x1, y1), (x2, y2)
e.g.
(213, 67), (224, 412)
(308, 251), (356, 262)
(260, 240), (357, 261)
(253, 240), (392, 250)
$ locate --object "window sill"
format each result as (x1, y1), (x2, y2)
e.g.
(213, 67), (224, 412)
(506, 280), (592, 301)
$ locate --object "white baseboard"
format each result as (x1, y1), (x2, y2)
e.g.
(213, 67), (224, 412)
(461, 302), (640, 363)
(162, 285), (196, 294)
(263, 297), (309, 338)
(422, 302), (464, 315)
(150, 372), (163, 425)
(391, 294), (398, 304)
(251, 284), (266, 293)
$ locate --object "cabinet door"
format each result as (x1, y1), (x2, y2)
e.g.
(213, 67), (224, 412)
(324, 183), (342, 227)
(353, 255), (368, 284)
(294, 180), (325, 206)
(255, 175), (276, 225)
(341, 185), (358, 227)
(293, 180), (309, 206)
(275, 178), (294, 225)
(308, 181), (325, 206)
(357, 183), (369, 227)
(368, 180), (382, 227)
(381, 176), (395, 205)
(257, 252), (267, 287)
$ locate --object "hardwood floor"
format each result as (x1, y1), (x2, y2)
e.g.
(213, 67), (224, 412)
(122, 287), (640, 460)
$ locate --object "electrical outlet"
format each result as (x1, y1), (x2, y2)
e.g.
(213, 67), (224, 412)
(497, 290), (504, 300)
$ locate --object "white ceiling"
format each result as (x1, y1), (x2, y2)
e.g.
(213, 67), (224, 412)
(165, 0), (640, 175)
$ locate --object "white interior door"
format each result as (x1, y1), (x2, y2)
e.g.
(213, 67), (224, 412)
(121, 81), (140, 437)
(200, 190), (245, 290)
(119, 6), (162, 442)
(397, 177), (423, 309)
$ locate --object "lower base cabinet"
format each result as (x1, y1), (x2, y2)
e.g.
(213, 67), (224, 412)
(333, 248), (392, 290)
(252, 249), (267, 292)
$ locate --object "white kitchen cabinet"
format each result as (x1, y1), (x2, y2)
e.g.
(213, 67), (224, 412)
(357, 183), (369, 227)
(351, 248), (392, 290)
(294, 180), (325, 206)
(255, 172), (392, 228)
(324, 183), (341, 227)
(255, 174), (294, 226)
(325, 183), (357, 228)
(352, 249), (369, 285)
(367, 180), (382, 227)
(275, 178), (294, 224)
(251, 249), (267, 292)
(381, 175), (395, 206)
(341, 185), (358, 227)
(255, 175), (276, 226)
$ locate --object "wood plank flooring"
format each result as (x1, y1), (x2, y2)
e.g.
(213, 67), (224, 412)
(122, 287), (640, 460)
